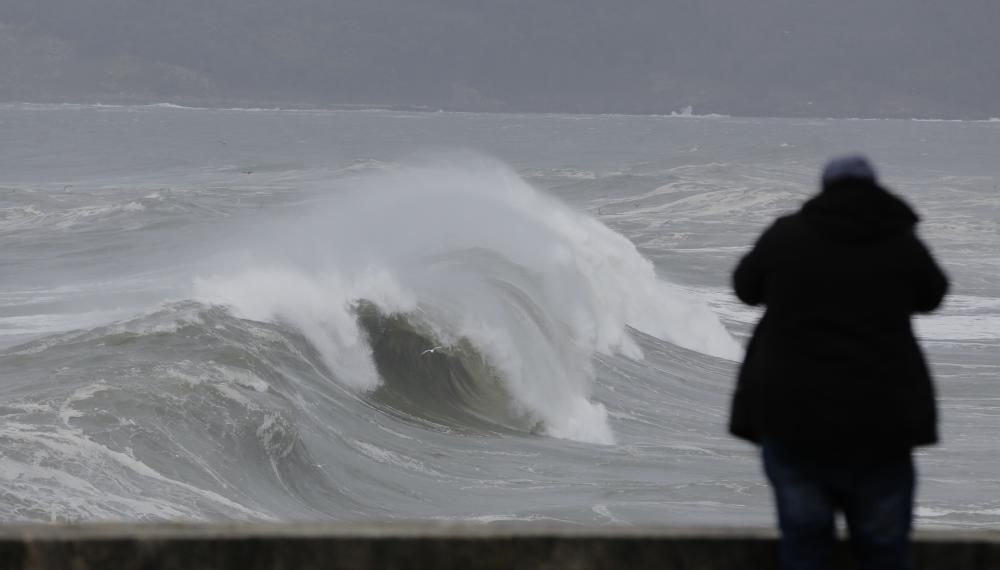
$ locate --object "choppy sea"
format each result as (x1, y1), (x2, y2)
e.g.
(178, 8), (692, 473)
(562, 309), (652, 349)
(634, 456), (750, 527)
(1, 104), (998, 528)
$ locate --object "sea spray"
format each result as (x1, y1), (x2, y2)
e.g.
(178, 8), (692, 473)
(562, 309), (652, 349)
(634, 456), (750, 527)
(195, 156), (741, 444)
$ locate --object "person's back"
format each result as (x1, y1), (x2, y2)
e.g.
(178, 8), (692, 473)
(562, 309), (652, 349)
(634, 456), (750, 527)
(729, 155), (948, 570)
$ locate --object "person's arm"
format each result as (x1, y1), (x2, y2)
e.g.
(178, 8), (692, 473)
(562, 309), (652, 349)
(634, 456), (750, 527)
(909, 232), (949, 313)
(733, 222), (780, 306)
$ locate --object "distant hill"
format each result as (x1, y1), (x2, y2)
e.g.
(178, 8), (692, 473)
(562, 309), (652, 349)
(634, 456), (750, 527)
(2, 0), (998, 118)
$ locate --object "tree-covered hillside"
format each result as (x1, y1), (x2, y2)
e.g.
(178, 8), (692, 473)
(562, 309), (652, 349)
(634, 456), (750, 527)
(2, 0), (998, 118)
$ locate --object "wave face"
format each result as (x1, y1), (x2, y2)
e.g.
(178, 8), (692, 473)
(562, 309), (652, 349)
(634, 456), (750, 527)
(1, 303), (349, 520)
(194, 159), (740, 444)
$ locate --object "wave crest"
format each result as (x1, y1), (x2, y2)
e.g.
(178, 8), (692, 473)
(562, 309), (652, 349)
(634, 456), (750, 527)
(194, 157), (740, 444)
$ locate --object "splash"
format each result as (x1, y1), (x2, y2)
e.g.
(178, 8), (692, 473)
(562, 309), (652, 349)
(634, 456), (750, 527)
(195, 156), (740, 444)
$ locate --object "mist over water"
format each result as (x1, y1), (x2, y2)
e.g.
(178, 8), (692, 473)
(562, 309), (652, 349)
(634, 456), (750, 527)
(1, 105), (998, 527)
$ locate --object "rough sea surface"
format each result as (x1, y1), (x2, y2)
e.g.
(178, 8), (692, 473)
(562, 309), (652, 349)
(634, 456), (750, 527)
(1, 104), (998, 528)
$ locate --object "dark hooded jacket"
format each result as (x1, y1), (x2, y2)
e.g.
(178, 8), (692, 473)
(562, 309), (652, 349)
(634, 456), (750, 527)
(729, 179), (949, 450)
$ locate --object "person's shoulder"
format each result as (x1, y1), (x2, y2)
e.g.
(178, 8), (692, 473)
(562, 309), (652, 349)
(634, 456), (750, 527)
(773, 213), (800, 228)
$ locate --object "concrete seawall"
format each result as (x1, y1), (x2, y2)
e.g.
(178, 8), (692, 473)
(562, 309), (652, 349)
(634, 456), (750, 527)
(2, 523), (999, 569)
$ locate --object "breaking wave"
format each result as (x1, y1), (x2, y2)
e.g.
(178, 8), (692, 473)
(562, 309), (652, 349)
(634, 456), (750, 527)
(194, 157), (741, 444)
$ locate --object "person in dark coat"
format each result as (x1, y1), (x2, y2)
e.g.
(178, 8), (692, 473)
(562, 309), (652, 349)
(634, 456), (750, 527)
(729, 155), (948, 570)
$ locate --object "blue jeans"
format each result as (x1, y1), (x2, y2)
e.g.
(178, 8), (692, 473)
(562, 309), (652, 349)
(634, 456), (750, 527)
(763, 441), (915, 570)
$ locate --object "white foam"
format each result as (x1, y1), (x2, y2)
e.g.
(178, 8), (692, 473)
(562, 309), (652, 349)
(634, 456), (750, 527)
(0, 456), (197, 520)
(916, 506), (956, 518)
(58, 382), (111, 425)
(592, 504), (630, 525)
(665, 105), (730, 119)
(0, 420), (270, 520)
(916, 313), (1000, 341)
(352, 440), (447, 477)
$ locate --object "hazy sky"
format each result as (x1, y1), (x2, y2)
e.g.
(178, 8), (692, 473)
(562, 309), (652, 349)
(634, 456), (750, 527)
(1, 0), (998, 118)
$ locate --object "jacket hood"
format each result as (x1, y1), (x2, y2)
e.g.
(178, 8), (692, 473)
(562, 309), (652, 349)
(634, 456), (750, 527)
(800, 179), (919, 244)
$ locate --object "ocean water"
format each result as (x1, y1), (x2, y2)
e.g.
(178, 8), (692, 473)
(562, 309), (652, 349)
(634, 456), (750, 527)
(1, 104), (998, 527)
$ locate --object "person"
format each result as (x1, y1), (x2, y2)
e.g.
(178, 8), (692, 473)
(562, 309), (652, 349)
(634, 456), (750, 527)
(728, 155), (949, 570)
